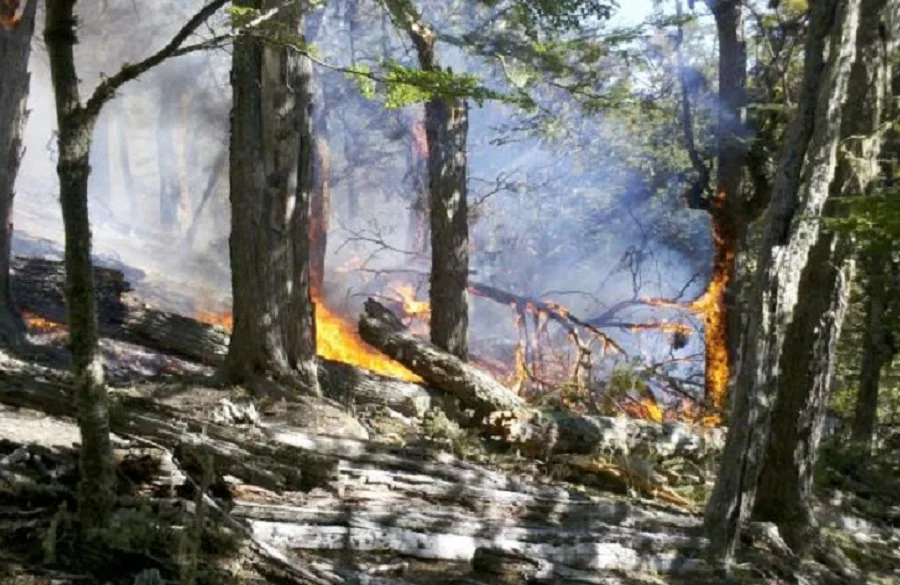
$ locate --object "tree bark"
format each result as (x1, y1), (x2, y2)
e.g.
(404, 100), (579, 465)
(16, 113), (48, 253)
(310, 108), (331, 296)
(223, 0), (320, 394)
(0, 0), (36, 347)
(752, 0), (896, 553)
(851, 246), (897, 449)
(44, 0), (116, 533)
(383, 0), (470, 360)
(703, 0), (861, 561)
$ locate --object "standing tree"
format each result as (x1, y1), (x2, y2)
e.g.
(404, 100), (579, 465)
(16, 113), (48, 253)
(222, 0), (320, 394)
(43, 0), (229, 533)
(0, 0), (37, 347)
(753, 0), (897, 552)
(382, 0), (471, 361)
(704, 0), (862, 560)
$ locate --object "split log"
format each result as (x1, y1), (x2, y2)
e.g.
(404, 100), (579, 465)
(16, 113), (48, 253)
(10, 257), (437, 418)
(359, 299), (724, 462)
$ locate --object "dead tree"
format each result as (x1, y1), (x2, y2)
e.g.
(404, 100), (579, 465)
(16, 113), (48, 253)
(43, 0), (230, 533)
(0, 0), (36, 347)
(382, 0), (471, 361)
(704, 0), (862, 560)
(223, 0), (319, 394)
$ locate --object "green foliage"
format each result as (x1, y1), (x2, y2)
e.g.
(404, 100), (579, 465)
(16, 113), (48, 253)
(480, 0), (617, 40)
(827, 191), (900, 244)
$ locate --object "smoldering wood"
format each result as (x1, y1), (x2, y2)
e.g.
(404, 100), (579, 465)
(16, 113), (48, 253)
(358, 299), (724, 462)
(10, 257), (438, 418)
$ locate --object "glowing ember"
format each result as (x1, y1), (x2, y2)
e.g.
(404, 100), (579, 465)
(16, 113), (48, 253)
(195, 298), (421, 383)
(23, 310), (66, 333)
(0, 0), (26, 30)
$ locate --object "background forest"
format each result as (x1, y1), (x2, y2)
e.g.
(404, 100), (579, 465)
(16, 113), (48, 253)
(0, 0), (898, 583)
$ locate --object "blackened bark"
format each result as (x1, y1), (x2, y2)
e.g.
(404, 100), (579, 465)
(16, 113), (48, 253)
(223, 0), (319, 394)
(704, 0), (860, 560)
(44, 0), (116, 533)
(0, 0), (36, 347)
(383, 0), (470, 360)
(851, 246), (897, 449)
(705, 0), (747, 410)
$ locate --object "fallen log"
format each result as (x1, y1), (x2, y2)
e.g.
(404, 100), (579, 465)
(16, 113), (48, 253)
(10, 257), (437, 418)
(358, 299), (724, 462)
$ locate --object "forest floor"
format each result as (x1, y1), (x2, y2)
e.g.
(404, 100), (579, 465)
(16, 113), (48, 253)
(0, 251), (899, 585)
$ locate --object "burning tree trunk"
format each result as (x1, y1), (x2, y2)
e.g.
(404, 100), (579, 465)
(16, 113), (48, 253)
(851, 246), (898, 450)
(0, 0), (35, 347)
(223, 0), (319, 394)
(383, 0), (470, 361)
(44, 0), (230, 533)
(704, 0), (861, 560)
(45, 0), (117, 534)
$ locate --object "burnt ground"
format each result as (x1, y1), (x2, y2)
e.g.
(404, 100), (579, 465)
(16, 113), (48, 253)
(0, 281), (899, 584)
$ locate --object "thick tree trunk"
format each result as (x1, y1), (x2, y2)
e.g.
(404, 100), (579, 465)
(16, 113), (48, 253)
(851, 247), (897, 449)
(752, 0), (895, 553)
(426, 96), (470, 360)
(0, 0), (36, 347)
(703, 0), (861, 560)
(751, 233), (853, 551)
(44, 0), (116, 533)
(222, 0), (319, 394)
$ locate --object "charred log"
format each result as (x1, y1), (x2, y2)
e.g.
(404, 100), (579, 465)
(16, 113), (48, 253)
(10, 257), (437, 418)
(358, 299), (724, 462)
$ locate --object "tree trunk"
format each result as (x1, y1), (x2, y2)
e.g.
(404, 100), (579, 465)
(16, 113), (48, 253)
(703, 0), (861, 561)
(44, 0), (116, 533)
(752, 0), (895, 553)
(383, 0), (470, 360)
(0, 0), (36, 347)
(309, 96), (330, 296)
(704, 0), (746, 411)
(851, 246), (897, 449)
(223, 0), (319, 394)
(425, 98), (469, 361)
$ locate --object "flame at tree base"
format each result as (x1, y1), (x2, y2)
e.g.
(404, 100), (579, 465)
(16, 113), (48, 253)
(197, 296), (422, 383)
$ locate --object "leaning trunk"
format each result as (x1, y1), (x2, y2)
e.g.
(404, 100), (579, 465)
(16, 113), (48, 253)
(0, 0), (37, 346)
(426, 96), (470, 361)
(851, 246), (897, 449)
(703, 0), (860, 560)
(45, 0), (116, 532)
(223, 0), (319, 394)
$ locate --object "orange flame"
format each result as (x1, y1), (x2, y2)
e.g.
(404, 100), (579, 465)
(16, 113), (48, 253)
(195, 297), (421, 383)
(22, 310), (66, 333)
(391, 283), (431, 319)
